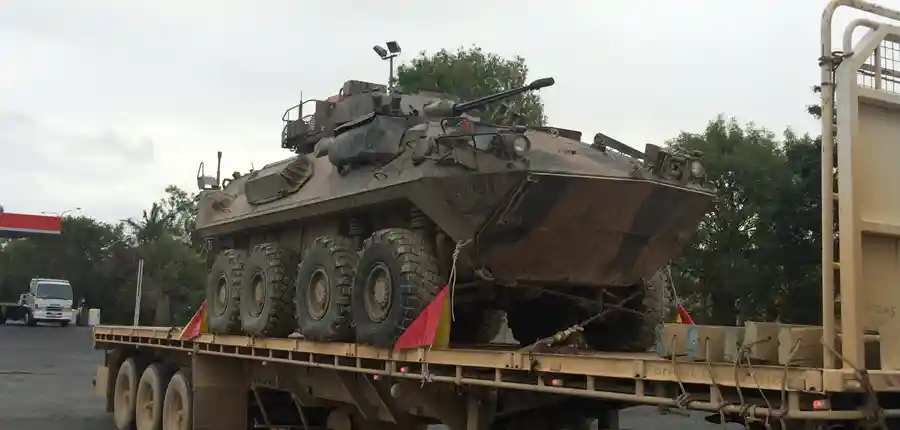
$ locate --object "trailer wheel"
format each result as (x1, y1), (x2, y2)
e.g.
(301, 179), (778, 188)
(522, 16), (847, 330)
(113, 357), (146, 430)
(351, 228), (443, 347)
(206, 249), (247, 335)
(135, 363), (172, 430)
(162, 371), (192, 430)
(240, 242), (297, 337)
(295, 236), (358, 342)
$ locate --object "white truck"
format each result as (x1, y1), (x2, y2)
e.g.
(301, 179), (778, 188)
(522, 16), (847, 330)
(0, 277), (75, 327)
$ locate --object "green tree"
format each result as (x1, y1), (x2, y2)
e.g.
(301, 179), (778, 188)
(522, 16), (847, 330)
(396, 46), (548, 125)
(124, 202), (176, 245)
(668, 116), (789, 325)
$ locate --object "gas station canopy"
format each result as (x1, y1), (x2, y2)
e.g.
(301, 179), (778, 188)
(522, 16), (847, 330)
(0, 212), (62, 238)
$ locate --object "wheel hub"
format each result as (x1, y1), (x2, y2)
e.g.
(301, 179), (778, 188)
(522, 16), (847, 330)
(364, 263), (392, 323)
(307, 267), (331, 320)
(214, 274), (228, 316)
(165, 390), (184, 428)
(250, 271), (266, 317)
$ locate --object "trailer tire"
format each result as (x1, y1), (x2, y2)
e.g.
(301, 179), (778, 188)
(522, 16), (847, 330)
(135, 363), (172, 430)
(162, 371), (192, 430)
(240, 242), (297, 337)
(295, 236), (357, 342)
(351, 229), (443, 347)
(206, 249), (247, 335)
(114, 357), (146, 430)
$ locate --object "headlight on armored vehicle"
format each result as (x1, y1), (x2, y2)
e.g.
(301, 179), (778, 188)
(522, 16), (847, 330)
(512, 135), (531, 154)
(689, 159), (705, 179)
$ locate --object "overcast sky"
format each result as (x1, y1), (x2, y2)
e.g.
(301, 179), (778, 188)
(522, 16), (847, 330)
(0, 0), (889, 222)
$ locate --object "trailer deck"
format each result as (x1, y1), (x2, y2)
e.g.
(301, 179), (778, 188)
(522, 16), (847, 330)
(93, 324), (900, 425)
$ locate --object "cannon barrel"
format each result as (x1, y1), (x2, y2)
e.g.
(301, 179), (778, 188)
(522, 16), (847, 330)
(452, 77), (555, 116)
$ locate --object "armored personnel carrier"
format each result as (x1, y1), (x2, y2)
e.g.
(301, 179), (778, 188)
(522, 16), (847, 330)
(194, 77), (715, 351)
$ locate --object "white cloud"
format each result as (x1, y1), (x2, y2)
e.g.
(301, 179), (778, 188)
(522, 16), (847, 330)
(0, 0), (890, 222)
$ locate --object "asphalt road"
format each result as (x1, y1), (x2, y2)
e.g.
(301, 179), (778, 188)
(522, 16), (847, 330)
(0, 322), (735, 430)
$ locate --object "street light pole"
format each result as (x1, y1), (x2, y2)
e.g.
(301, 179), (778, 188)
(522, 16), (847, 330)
(41, 207), (82, 217)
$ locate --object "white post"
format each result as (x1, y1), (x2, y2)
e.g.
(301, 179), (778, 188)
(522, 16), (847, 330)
(133, 259), (144, 326)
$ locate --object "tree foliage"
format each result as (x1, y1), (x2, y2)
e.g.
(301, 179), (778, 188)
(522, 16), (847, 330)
(669, 89), (824, 325)
(396, 46), (548, 125)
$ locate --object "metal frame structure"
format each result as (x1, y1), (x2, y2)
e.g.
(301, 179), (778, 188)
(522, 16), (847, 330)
(820, 0), (900, 376)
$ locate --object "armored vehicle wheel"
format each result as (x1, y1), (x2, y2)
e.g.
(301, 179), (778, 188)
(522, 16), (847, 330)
(507, 279), (663, 352)
(449, 308), (506, 345)
(295, 236), (358, 342)
(351, 228), (443, 347)
(239, 242), (296, 337)
(205, 249), (247, 335)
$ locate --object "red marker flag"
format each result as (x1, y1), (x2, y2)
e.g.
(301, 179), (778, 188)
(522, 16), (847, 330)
(675, 302), (694, 325)
(393, 286), (452, 350)
(178, 301), (208, 341)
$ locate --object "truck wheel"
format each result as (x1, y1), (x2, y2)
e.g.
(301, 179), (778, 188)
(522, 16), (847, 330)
(351, 229), (443, 347)
(135, 363), (172, 430)
(114, 357), (146, 430)
(206, 249), (247, 335)
(60, 321), (70, 327)
(25, 311), (37, 326)
(240, 242), (297, 337)
(162, 371), (192, 430)
(295, 236), (357, 342)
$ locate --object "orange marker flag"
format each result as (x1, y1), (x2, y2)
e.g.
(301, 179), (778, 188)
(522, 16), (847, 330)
(178, 301), (208, 341)
(394, 286), (452, 350)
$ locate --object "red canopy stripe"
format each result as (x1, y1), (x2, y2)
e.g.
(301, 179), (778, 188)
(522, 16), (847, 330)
(0, 212), (62, 238)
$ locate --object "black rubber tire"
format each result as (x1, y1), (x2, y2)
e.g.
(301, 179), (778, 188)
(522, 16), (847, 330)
(25, 311), (36, 326)
(295, 236), (358, 342)
(507, 278), (664, 352)
(239, 243), (296, 337)
(60, 320), (69, 327)
(351, 228), (443, 347)
(449, 308), (505, 345)
(135, 363), (172, 430)
(205, 249), (247, 335)
(113, 357), (147, 430)
(162, 370), (192, 430)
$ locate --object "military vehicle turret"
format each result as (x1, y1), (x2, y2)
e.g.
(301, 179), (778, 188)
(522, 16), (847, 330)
(194, 76), (715, 351)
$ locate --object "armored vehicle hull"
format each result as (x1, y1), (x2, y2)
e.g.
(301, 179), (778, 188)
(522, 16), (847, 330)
(195, 77), (715, 351)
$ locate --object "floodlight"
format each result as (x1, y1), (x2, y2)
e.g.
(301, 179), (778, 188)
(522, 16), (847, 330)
(373, 45), (388, 59)
(386, 41), (401, 54)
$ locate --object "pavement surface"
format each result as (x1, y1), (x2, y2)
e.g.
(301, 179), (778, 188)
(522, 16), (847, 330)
(0, 322), (737, 430)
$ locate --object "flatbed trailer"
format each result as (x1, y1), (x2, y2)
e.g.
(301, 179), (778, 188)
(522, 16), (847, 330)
(90, 1), (900, 429)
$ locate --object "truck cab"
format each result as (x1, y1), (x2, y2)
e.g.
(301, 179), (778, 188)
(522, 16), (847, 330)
(19, 278), (74, 326)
